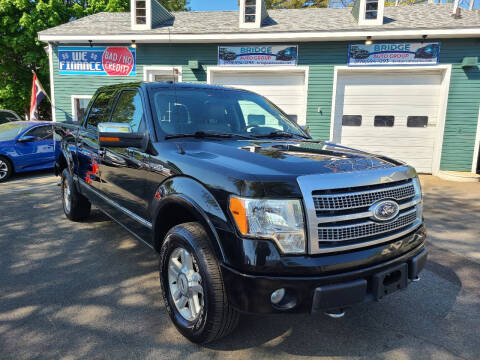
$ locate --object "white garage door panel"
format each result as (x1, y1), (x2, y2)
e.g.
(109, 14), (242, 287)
(210, 70), (307, 124)
(335, 71), (443, 173)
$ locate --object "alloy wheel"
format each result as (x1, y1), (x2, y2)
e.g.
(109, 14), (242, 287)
(168, 247), (204, 322)
(63, 180), (71, 213)
(0, 160), (8, 180)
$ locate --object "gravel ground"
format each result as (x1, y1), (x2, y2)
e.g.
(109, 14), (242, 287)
(0, 172), (479, 360)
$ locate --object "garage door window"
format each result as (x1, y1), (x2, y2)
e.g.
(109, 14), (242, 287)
(342, 115), (362, 126)
(374, 116), (394, 127)
(407, 116), (429, 128)
(239, 100), (282, 130)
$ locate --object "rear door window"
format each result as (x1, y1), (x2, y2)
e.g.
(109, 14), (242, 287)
(85, 89), (117, 130)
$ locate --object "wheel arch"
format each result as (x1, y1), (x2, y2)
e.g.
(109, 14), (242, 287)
(55, 151), (69, 176)
(151, 177), (230, 262)
(0, 154), (14, 173)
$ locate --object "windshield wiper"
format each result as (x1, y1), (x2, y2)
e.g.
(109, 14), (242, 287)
(165, 131), (254, 140)
(252, 130), (308, 139)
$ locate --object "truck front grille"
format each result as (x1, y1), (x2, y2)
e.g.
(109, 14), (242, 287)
(318, 209), (417, 242)
(313, 181), (415, 211)
(303, 178), (423, 254)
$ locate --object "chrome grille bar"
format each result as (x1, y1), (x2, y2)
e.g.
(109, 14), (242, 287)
(313, 181), (415, 211)
(296, 167), (421, 254)
(318, 208), (417, 242)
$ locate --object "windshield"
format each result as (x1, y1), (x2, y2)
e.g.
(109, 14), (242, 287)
(148, 87), (308, 139)
(0, 123), (29, 141)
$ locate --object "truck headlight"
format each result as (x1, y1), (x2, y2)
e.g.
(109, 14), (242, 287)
(412, 177), (423, 218)
(412, 177), (422, 198)
(229, 196), (306, 254)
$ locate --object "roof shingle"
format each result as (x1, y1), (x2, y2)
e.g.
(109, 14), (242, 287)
(38, 4), (480, 37)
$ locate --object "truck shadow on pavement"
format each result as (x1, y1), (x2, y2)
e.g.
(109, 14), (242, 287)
(0, 180), (479, 360)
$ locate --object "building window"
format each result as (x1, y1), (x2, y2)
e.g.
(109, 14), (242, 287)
(365, 0), (378, 20)
(342, 115), (362, 126)
(407, 116), (429, 128)
(72, 95), (92, 123)
(374, 115), (394, 127)
(245, 0), (256, 23)
(136, 0), (147, 25)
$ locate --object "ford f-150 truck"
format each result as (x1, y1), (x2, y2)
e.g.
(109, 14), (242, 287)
(54, 82), (427, 344)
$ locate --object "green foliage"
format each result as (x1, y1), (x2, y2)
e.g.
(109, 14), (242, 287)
(264, 0), (329, 9)
(0, 0), (188, 118)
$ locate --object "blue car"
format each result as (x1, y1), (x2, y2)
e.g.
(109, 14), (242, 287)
(0, 121), (59, 182)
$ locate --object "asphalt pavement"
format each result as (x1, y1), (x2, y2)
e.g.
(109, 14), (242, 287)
(0, 171), (479, 360)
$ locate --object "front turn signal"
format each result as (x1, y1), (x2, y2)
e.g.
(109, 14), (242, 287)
(229, 196), (248, 235)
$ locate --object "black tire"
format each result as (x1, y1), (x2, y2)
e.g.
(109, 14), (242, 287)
(0, 156), (13, 183)
(159, 222), (239, 344)
(61, 168), (91, 221)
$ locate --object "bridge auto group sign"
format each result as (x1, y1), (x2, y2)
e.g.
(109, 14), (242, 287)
(58, 46), (136, 76)
(348, 42), (441, 66)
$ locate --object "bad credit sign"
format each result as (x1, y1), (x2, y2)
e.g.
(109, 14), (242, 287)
(348, 42), (440, 66)
(58, 46), (136, 76)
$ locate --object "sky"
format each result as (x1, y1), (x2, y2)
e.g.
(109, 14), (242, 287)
(189, 0), (239, 11)
(188, 0), (479, 11)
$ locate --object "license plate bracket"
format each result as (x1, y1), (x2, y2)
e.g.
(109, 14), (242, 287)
(372, 263), (408, 300)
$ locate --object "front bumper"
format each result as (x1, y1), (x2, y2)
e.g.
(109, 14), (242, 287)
(221, 243), (427, 314)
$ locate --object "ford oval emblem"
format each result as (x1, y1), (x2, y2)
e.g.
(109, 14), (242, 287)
(370, 200), (400, 222)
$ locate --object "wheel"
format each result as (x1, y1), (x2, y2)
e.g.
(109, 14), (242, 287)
(159, 222), (239, 344)
(0, 156), (13, 183)
(61, 168), (91, 221)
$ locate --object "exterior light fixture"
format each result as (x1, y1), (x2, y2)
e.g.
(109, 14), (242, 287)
(131, 40), (137, 48)
(89, 40), (93, 47)
(421, 35), (427, 44)
(365, 36), (373, 45)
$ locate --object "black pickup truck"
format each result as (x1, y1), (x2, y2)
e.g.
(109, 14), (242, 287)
(54, 82), (427, 344)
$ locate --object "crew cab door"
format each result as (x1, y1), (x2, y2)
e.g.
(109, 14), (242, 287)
(98, 89), (151, 233)
(76, 89), (117, 199)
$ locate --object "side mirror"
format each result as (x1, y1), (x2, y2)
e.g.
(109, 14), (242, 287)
(98, 122), (148, 149)
(17, 135), (36, 143)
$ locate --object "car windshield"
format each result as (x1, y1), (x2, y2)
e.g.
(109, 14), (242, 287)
(148, 87), (308, 139)
(0, 123), (29, 141)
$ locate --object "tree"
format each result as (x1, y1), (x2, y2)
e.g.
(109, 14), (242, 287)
(0, 0), (188, 118)
(265, 0), (329, 9)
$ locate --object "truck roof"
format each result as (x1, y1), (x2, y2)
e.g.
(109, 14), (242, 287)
(96, 81), (253, 93)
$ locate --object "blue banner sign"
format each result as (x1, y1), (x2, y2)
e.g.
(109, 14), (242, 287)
(218, 45), (298, 66)
(348, 42), (440, 66)
(58, 46), (136, 76)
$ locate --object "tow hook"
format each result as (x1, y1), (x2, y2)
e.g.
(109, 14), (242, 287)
(324, 309), (346, 318)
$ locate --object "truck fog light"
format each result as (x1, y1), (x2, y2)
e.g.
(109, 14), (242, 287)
(271, 288), (286, 304)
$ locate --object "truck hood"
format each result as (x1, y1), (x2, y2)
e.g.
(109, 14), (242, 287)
(153, 138), (407, 197)
(172, 139), (401, 177)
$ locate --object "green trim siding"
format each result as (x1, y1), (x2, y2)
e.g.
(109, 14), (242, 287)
(51, 39), (480, 172)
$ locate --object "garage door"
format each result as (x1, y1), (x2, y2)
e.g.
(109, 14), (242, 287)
(333, 71), (443, 173)
(209, 70), (307, 125)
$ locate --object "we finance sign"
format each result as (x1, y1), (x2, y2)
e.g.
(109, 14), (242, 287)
(58, 47), (136, 76)
(348, 42), (440, 66)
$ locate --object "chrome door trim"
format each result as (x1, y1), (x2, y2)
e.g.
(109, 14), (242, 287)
(79, 180), (153, 229)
